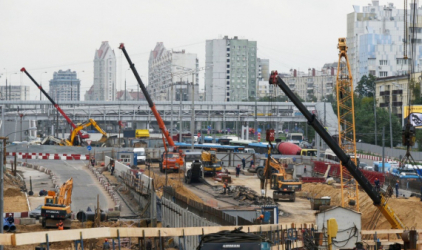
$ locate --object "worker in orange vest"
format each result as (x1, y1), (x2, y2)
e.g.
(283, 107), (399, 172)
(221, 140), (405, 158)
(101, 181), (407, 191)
(257, 214), (264, 224)
(57, 220), (64, 230)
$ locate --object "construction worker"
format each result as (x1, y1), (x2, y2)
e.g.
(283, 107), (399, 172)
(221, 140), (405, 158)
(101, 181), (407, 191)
(57, 220), (64, 230)
(256, 214), (264, 224)
(235, 164), (241, 177)
(374, 178), (380, 193)
(91, 158), (96, 167)
(304, 165), (307, 173)
(250, 159), (254, 168)
(111, 163), (115, 176)
(242, 158), (246, 170)
(223, 179), (229, 194)
(6, 214), (14, 224)
(146, 238), (152, 250)
(103, 239), (111, 250)
(395, 180), (399, 198)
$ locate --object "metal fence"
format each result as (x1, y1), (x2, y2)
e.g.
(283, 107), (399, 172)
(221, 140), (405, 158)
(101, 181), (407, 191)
(356, 142), (422, 161)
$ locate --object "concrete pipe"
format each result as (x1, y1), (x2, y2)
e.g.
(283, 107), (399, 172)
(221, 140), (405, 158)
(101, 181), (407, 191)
(76, 211), (107, 222)
(8, 224), (16, 232)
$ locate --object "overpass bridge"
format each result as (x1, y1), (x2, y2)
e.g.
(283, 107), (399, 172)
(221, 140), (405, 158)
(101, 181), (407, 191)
(0, 100), (329, 134)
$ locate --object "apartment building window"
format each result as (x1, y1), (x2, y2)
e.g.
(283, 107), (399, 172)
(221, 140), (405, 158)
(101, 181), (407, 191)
(379, 71), (388, 77)
(379, 60), (388, 65)
(396, 59), (408, 65)
(227, 59), (230, 62)
(369, 70), (376, 76)
(227, 48), (230, 51)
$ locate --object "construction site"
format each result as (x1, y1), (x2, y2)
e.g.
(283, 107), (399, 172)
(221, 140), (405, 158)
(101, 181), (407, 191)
(2, 6), (422, 249)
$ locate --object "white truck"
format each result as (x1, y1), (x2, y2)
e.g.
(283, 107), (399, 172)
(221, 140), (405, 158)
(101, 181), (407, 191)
(133, 147), (146, 164)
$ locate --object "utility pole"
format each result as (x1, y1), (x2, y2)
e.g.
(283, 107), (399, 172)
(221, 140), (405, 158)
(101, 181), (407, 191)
(382, 126), (385, 173)
(389, 103), (393, 148)
(125, 78), (127, 101)
(190, 73), (195, 150)
(0, 139), (4, 250)
(374, 95), (377, 145)
(171, 82), (174, 137)
(179, 78), (182, 143)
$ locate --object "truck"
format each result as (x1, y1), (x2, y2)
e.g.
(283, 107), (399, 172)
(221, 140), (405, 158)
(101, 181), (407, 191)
(120, 43), (184, 172)
(277, 142), (317, 156)
(200, 151), (222, 174)
(184, 152), (203, 184)
(286, 132), (303, 145)
(41, 178), (73, 229)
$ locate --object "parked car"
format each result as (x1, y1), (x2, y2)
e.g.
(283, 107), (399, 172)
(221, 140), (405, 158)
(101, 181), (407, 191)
(359, 162), (367, 169)
(29, 205), (43, 219)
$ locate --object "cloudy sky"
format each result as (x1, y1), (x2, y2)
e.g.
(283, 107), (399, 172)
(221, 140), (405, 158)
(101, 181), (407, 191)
(0, 0), (405, 100)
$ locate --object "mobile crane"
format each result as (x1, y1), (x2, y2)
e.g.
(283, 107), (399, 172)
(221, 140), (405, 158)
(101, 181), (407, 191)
(41, 178), (73, 229)
(269, 71), (404, 229)
(119, 44), (184, 172)
(21, 68), (88, 144)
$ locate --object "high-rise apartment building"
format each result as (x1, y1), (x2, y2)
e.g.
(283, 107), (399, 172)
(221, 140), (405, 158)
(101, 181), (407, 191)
(148, 42), (199, 101)
(49, 69), (80, 101)
(205, 36), (257, 102)
(277, 64), (338, 102)
(85, 41), (116, 101)
(257, 58), (270, 81)
(0, 85), (30, 100)
(347, 0), (422, 81)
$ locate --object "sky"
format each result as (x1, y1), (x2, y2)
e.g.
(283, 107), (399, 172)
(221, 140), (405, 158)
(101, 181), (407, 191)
(0, 0), (406, 100)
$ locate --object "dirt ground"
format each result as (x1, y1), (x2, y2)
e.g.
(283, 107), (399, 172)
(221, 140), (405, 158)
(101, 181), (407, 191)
(301, 183), (422, 229)
(4, 172), (29, 213)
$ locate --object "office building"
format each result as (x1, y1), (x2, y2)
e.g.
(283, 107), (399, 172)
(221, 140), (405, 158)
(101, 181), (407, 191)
(85, 41), (116, 101)
(205, 36), (258, 102)
(48, 69), (80, 101)
(0, 85), (30, 101)
(148, 42), (199, 101)
(347, 0), (422, 81)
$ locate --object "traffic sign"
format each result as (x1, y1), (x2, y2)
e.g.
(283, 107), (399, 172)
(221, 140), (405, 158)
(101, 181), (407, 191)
(87, 145), (92, 151)
(86, 140), (92, 146)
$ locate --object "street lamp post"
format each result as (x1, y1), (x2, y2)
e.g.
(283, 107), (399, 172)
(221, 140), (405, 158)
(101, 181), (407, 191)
(191, 73), (195, 149)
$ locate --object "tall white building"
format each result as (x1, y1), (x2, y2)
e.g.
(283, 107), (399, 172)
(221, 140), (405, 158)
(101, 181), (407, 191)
(347, 0), (422, 81)
(148, 42), (199, 101)
(257, 58), (270, 81)
(85, 41), (116, 101)
(0, 85), (30, 100)
(205, 36), (258, 102)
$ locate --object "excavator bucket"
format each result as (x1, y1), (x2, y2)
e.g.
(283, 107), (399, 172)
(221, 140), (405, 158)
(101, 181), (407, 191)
(98, 135), (108, 143)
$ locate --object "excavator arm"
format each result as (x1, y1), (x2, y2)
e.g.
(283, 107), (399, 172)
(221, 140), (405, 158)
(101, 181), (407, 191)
(57, 178), (73, 206)
(70, 119), (108, 144)
(269, 71), (404, 229)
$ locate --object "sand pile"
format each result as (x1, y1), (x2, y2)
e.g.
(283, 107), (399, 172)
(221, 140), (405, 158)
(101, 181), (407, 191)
(302, 183), (422, 230)
(4, 188), (22, 197)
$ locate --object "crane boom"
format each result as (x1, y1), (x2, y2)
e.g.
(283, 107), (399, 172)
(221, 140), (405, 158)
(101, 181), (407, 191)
(119, 43), (175, 147)
(269, 71), (404, 229)
(20, 67), (85, 139)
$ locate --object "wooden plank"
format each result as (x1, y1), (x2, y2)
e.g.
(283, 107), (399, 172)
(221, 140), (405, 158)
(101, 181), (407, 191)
(0, 234), (13, 246)
(362, 229), (422, 235)
(364, 240), (422, 246)
(9, 223), (314, 246)
(13, 227), (112, 246)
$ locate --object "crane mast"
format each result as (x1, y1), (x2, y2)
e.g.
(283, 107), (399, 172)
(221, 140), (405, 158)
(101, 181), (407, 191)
(335, 38), (359, 210)
(119, 44), (175, 148)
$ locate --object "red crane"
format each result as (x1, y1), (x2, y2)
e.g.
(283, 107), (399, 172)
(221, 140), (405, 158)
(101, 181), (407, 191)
(20, 68), (88, 141)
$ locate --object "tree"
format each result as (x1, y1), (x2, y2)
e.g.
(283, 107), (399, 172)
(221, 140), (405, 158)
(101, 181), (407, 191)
(356, 74), (376, 97)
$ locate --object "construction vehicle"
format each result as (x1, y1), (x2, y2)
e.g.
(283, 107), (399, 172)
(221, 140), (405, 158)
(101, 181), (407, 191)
(184, 152), (203, 184)
(259, 155), (301, 202)
(119, 43), (184, 173)
(269, 71), (405, 229)
(135, 129), (150, 138)
(41, 178), (73, 229)
(69, 118), (111, 147)
(200, 151), (222, 174)
(21, 68), (88, 145)
(41, 135), (71, 146)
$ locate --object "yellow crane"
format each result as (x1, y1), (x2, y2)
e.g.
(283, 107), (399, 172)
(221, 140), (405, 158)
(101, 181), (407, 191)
(335, 38), (359, 210)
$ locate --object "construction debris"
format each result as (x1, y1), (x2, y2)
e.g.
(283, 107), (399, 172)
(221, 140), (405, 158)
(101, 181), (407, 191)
(230, 186), (276, 206)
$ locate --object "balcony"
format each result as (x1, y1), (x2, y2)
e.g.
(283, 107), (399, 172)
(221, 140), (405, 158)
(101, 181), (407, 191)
(380, 91), (390, 96)
(392, 101), (403, 107)
(392, 89), (403, 95)
(380, 102), (390, 108)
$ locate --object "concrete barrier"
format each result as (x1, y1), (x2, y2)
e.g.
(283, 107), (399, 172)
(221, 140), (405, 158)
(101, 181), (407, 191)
(19, 218), (36, 225)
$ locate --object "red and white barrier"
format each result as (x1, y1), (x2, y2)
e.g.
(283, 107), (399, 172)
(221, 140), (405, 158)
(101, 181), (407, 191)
(356, 153), (395, 162)
(6, 152), (90, 160)
(3, 212), (29, 218)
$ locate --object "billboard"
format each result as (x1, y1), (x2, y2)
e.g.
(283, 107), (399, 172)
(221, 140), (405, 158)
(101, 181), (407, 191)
(403, 105), (422, 128)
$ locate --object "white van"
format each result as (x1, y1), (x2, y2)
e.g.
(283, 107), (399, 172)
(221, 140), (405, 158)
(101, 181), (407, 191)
(244, 148), (256, 154)
(133, 148), (146, 164)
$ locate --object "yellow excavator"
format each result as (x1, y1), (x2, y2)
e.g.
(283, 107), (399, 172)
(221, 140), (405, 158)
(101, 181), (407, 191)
(41, 178), (73, 229)
(69, 118), (111, 147)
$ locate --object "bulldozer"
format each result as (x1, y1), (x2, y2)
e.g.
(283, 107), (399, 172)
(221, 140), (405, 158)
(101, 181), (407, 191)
(41, 178), (73, 229)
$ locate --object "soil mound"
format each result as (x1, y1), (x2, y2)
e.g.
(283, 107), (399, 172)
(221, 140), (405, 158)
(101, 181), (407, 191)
(4, 188), (22, 197)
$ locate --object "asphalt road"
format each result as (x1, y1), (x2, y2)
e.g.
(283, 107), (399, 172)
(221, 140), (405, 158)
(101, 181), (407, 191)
(21, 159), (113, 212)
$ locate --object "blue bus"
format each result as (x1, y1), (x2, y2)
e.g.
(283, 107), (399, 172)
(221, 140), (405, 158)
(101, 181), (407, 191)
(247, 142), (278, 155)
(175, 142), (244, 152)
